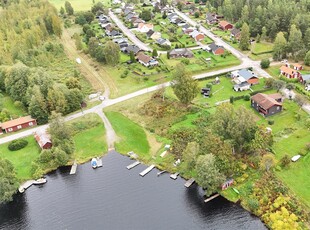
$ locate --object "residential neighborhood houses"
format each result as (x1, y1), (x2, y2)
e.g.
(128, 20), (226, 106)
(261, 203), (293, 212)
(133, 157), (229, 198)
(0, 116), (37, 134)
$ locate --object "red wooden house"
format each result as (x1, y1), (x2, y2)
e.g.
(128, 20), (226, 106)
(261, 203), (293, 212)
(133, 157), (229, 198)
(219, 20), (233, 30)
(34, 131), (52, 149)
(0, 116), (37, 133)
(280, 66), (300, 78)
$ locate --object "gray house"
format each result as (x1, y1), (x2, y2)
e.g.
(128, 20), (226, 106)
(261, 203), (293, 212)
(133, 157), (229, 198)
(169, 48), (193, 58)
(251, 93), (283, 117)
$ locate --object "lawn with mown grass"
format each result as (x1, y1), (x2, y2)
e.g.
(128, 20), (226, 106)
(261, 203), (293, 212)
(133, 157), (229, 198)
(73, 125), (107, 162)
(105, 111), (150, 156)
(251, 42), (273, 55)
(0, 94), (26, 118)
(0, 136), (40, 181)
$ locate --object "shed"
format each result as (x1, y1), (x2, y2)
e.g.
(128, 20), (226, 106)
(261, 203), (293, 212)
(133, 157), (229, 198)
(34, 131), (52, 149)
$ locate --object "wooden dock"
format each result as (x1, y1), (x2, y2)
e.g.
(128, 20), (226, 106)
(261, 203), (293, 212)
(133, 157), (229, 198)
(170, 172), (179, 180)
(204, 193), (220, 203)
(70, 161), (77, 175)
(157, 170), (166, 176)
(139, 164), (155, 177)
(126, 161), (140, 170)
(18, 180), (35, 193)
(184, 178), (195, 188)
(97, 158), (103, 167)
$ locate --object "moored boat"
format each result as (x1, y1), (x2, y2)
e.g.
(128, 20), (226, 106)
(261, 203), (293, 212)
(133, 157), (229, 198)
(33, 178), (47, 185)
(91, 158), (98, 168)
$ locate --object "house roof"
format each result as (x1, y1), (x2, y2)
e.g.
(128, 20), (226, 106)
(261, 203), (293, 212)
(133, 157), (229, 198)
(208, 42), (224, 52)
(206, 12), (216, 21)
(34, 131), (52, 149)
(110, 30), (121, 36)
(219, 20), (231, 28)
(190, 30), (204, 38)
(136, 52), (152, 63)
(293, 63), (302, 68)
(132, 18), (144, 23)
(146, 30), (155, 37)
(126, 13), (136, 20)
(0, 116), (36, 129)
(138, 23), (153, 29)
(238, 69), (258, 81)
(251, 93), (282, 110)
(169, 48), (193, 56)
(182, 24), (190, 29)
(302, 74), (310, 81)
(156, 38), (170, 45)
(231, 28), (241, 36)
(280, 65), (297, 75)
(126, 45), (141, 54)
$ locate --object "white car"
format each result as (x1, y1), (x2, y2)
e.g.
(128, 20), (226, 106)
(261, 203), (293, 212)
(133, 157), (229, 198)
(99, 96), (105, 101)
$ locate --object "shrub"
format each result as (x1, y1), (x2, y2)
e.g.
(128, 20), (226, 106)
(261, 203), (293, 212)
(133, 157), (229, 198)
(260, 59), (270, 69)
(181, 58), (190, 65)
(230, 96), (234, 104)
(244, 94), (251, 101)
(305, 143), (310, 151)
(280, 154), (290, 168)
(8, 139), (28, 151)
(205, 83), (212, 89)
(268, 120), (274, 125)
(247, 198), (259, 212)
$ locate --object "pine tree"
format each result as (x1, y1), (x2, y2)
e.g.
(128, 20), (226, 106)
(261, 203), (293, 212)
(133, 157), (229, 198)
(239, 23), (250, 50)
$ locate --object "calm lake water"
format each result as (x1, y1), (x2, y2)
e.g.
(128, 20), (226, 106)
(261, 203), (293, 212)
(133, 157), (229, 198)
(0, 151), (266, 230)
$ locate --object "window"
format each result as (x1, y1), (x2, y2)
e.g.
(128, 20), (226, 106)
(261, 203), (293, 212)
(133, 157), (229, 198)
(17, 125), (22, 129)
(8, 128), (13, 132)
(29, 122), (33, 126)
(277, 106), (280, 110)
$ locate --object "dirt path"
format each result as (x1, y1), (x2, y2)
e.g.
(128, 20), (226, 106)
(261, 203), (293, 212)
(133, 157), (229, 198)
(61, 29), (114, 97)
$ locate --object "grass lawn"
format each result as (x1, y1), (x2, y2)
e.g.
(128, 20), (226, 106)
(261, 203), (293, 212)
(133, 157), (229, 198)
(68, 113), (107, 162)
(266, 65), (282, 78)
(48, 0), (110, 11)
(105, 111), (150, 156)
(251, 42), (273, 54)
(192, 76), (272, 106)
(0, 94), (26, 118)
(0, 136), (41, 181)
(73, 125), (107, 162)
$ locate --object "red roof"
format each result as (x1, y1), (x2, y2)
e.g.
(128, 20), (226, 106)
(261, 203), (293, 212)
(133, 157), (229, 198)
(251, 93), (282, 110)
(219, 20), (231, 28)
(280, 65), (297, 75)
(0, 116), (36, 129)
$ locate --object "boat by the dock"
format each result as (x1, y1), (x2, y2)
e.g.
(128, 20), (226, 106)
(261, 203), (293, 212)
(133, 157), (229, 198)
(33, 178), (47, 185)
(170, 172), (179, 180)
(91, 158), (98, 168)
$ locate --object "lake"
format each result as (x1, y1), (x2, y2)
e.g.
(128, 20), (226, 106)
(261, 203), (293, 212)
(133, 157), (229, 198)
(0, 151), (266, 230)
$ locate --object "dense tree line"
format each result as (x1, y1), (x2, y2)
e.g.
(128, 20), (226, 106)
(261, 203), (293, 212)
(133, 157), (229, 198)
(0, 0), (87, 124)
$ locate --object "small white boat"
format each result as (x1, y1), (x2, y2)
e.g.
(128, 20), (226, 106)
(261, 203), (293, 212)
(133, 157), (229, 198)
(18, 187), (25, 193)
(91, 158), (98, 168)
(170, 172), (179, 180)
(33, 178), (47, 185)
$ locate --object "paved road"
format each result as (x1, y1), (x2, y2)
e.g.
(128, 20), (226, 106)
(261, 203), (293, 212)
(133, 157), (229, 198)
(109, 11), (151, 51)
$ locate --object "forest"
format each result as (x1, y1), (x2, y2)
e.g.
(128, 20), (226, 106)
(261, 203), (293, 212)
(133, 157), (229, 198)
(0, 0), (90, 124)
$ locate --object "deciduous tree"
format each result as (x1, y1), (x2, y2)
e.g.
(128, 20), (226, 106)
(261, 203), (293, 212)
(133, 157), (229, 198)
(0, 157), (19, 203)
(64, 1), (74, 15)
(103, 41), (120, 66)
(195, 154), (225, 196)
(273, 32), (287, 61)
(260, 153), (276, 171)
(182, 142), (199, 171)
(171, 63), (198, 105)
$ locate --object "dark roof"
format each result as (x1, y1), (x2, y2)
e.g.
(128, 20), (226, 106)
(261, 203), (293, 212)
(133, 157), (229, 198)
(146, 30), (155, 37)
(182, 24), (190, 29)
(124, 8), (133, 15)
(251, 93), (282, 110)
(126, 13), (136, 20)
(110, 30), (121, 36)
(208, 42), (224, 52)
(206, 13), (216, 21)
(126, 45), (141, 54)
(231, 28), (241, 36)
(156, 38), (168, 45)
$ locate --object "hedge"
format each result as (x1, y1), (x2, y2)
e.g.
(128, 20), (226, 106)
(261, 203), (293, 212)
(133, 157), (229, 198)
(8, 139), (28, 151)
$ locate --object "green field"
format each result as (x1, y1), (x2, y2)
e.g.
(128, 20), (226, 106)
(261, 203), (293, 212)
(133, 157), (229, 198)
(73, 125), (107, 162)
(48, 0), (110, 11)
(0, 94), (26, 118)
(0, 136), (41, 181)
(105, 111), (150, 156)
(251, 42), (273, 54)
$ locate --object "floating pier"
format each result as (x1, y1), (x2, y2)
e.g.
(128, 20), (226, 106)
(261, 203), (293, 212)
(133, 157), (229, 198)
(70, 161), (77, 175)
(204, 194), (220, 203)
(157, 170), (166, 176)
(170, 172), (179, 180)
(184, 178), (195, 188)
(126, 161), (140, 170)
(97, 157), (103, 167)
(127, 151), (138, 159)
(18, 180), (35, 193)
(160, 150), (168, 158)
(139, 164), (155, 177)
